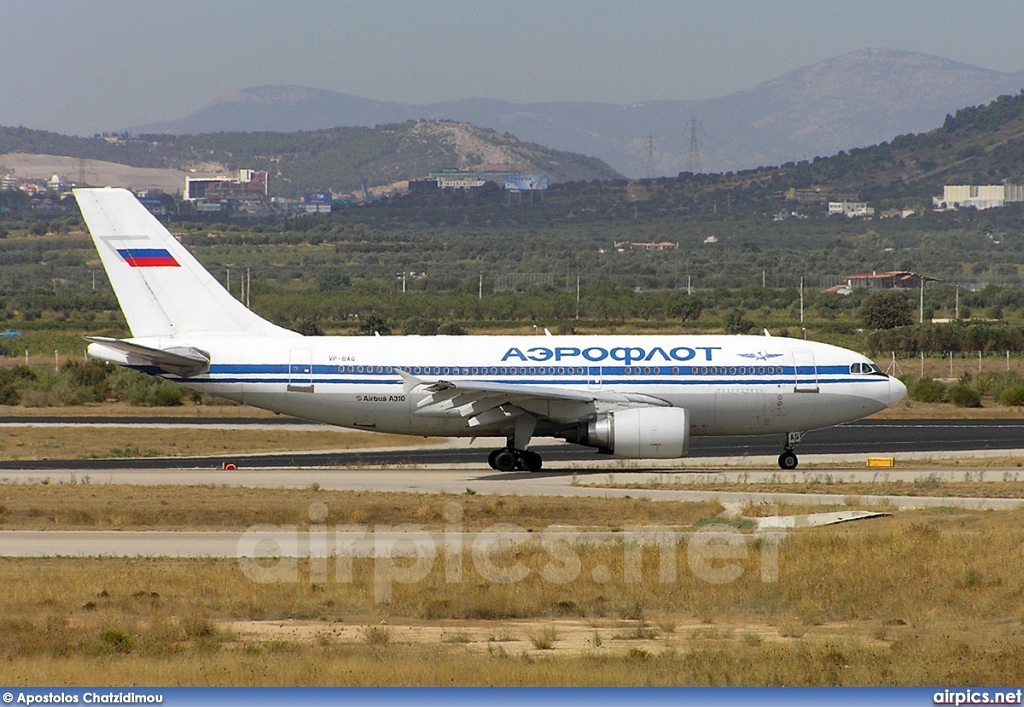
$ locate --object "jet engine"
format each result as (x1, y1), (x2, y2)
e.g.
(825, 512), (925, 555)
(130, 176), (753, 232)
(562, 407), (690, 458)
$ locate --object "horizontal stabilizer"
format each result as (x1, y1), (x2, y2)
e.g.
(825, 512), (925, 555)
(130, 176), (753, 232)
(86, 336), (210, 377)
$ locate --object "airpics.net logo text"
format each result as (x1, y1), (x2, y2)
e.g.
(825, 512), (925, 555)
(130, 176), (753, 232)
(235, 501), (781, 603)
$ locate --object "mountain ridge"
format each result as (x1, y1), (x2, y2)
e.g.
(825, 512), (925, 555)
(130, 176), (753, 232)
(128, 49), (1024, 178)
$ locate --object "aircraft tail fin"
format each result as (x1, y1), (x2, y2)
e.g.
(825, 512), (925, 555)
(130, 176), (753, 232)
(75, 188), (297, 339)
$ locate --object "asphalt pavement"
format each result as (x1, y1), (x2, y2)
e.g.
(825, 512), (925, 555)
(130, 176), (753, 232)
(2, 418), (1024, 470)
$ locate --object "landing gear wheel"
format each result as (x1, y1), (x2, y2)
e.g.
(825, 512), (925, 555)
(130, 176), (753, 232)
(492, 449), (518, 472)
(778, 451), (799, 470)
(517, 451), (543, 473)
(487, 449), (502, 470)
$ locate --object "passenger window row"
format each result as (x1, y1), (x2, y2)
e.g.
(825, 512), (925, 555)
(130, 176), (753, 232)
(337, 365), (789, 376)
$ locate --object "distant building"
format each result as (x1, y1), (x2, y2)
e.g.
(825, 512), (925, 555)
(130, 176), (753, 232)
(933, 184), (1024, 210)
(418, 170), (548, 192)
(880, 208), (916, 219)
(1, 174), (16, 191)
(843, 270), (939, 290)
(786, 188), (858, 206)
(437, 175), (487, 190)
(135, 192), (169, 216)
(614, 241), (678, 251)
(184, 169), (268, 202)
(408, 178), (439, 193)
(828, 201), (874, 218)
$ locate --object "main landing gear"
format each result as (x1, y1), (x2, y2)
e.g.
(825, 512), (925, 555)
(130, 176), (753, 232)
(487, 418), (543, 472)
(487, 447), (543, 473)
(777, 431), (804, 470)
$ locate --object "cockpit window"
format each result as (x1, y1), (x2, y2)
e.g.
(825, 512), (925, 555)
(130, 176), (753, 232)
(851, 362), (880, 374)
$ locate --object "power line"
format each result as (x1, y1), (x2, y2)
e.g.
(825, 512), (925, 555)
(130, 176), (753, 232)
(646, 134), (656, 180)
(687, 116), (703, 173)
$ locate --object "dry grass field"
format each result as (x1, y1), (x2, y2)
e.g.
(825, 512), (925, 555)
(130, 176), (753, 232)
(0, 485), (724, 531)
(583, 478), (1024, 499)
(0, 402), (277, 419)
(0, 485), (1023, 685)
(0, 427), (441, 461)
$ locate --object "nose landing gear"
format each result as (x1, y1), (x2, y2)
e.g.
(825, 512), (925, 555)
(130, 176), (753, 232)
(778, 431), (804, 470)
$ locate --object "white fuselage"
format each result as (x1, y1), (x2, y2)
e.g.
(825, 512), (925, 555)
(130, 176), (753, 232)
(101, 333), (904, 440)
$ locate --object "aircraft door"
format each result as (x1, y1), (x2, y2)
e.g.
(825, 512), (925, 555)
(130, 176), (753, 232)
(288, 349), (314, 393)
(792, 350), (819, 393)
(588, 365), (602, 390)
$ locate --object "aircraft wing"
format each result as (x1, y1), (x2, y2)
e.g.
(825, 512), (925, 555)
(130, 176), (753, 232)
(85, 336), (210, 377)
(398, 369), (668, 428)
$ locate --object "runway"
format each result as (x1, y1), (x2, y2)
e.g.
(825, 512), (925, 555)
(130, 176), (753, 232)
(2, 464), (1022, 505)
(4, 418), (1024, 471)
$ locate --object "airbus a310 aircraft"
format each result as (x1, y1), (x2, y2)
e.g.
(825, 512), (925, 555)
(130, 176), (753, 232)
(75, 188), (906, 472)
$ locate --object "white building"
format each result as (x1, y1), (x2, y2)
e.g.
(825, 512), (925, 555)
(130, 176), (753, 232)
(934, 184), (1024, 210)
(437, 176), (487, 190)
(828, 201), (874, 218)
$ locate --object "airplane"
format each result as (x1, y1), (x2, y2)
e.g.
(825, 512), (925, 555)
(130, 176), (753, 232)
(74, 187), (906, 472)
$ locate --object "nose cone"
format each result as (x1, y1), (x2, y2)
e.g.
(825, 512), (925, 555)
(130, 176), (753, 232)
(888, 376), (907, 407)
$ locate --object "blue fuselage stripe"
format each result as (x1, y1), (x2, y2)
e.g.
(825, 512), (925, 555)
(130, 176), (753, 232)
(160, 364), (883, 389)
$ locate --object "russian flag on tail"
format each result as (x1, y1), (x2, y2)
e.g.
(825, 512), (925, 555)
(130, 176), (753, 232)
(117, 248), (180, 267)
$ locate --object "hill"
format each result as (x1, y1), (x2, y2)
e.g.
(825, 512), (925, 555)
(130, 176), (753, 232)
(701, 88), (1024, 211)
(127, 49), (1024, 178)
(0, 121), (621, 195)
(323, 89), (1024, 228)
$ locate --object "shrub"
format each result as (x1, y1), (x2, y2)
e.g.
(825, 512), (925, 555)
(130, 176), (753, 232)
(362, 626), (392, 646)
(908, 377), (946, 403)
(974, 371), (1024, 399)
(820, 322), (855, 335)
(528, 626), (559, 650)
(403, 317), (438, 335)
(99, 628), (134, 654)
(293, 317), (324, 336)
(948, 385), (981, 408)
(998, 384), (1024, 406)
(108, 368), (184, 406)
(151, 381), (184, 407)
(61, 359), (112, 403)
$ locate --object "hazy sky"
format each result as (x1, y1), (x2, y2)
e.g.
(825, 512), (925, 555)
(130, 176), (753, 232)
(2, 0), (1023, 135)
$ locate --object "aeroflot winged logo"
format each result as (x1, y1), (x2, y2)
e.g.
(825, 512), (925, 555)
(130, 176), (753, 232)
(738, 351), (785, 361)
(116, 248), (180, 267)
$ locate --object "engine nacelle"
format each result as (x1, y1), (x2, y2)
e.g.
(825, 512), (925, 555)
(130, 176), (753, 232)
(568, 406), (690, 459)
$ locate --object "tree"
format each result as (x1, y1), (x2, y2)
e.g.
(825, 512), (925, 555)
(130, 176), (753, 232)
(294, 317), (324, 336)
(665, 292), (703, 322)
(723, 310), (755, 335)
(317, 270), (351, 292)
(860, 291), (914, 330)
(358, 312), (392, 336)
